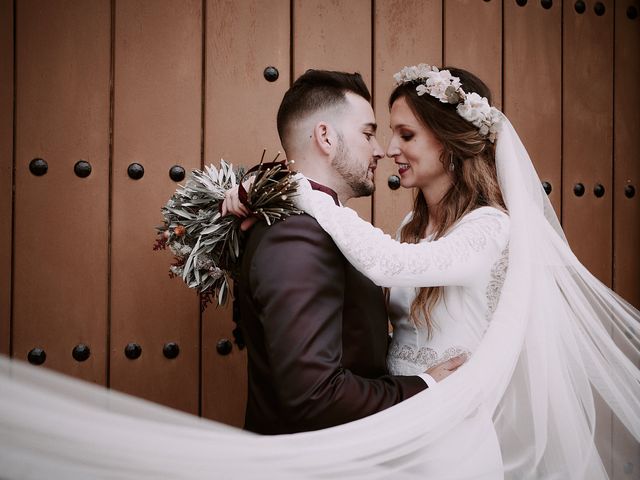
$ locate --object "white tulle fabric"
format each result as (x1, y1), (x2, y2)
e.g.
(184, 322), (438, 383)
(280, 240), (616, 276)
(1, 118), (639, 479)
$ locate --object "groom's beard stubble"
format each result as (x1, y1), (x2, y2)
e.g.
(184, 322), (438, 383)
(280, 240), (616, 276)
(332, 135), (375, 198)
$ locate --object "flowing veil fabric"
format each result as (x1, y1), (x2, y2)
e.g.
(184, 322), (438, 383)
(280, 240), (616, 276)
(1, 118), (639, 479)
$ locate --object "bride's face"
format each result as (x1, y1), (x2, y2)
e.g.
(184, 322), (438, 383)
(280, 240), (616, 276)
(386, 96), (451, 192)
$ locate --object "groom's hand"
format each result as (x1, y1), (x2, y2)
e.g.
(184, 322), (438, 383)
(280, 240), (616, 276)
(425, 354), (467, 382)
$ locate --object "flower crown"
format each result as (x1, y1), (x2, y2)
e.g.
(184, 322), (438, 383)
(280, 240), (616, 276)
(393, 64), (503, 143)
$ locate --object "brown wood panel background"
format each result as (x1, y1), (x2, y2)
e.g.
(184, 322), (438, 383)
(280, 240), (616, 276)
(504, 0), (562, 215)
(0, 0), (13, 356)
(614, 0), (640, 309)
(110, 0), (202, 413)
(563, 0), (614, 286)
(3, 2), (639, 469)
(444, 0), (502, 107)
(13, 0), (111, 384)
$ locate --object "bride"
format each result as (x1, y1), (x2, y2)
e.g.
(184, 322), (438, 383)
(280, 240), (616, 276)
(294, 65), (512, 478)
(1, 65), (639, 479)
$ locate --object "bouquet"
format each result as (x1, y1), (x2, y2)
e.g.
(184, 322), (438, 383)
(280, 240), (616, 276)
(154, 153), (301, 311)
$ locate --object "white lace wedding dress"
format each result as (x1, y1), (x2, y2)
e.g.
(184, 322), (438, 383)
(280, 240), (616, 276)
(295, 182), (511, 478)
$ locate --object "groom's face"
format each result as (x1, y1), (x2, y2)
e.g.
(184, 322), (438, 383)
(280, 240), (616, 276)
(331, 92), (384, 198)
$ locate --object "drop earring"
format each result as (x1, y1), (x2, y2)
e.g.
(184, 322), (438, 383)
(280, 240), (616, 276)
(449, 153), (455, 172)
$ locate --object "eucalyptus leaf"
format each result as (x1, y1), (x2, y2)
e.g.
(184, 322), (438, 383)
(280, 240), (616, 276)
(159, 157), (302, 309)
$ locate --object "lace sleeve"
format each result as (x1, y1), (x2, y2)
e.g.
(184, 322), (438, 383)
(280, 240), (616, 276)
(294, 180), (509, 288)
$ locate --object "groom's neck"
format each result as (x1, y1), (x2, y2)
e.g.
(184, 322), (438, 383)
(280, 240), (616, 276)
(290, 158), (352, 204)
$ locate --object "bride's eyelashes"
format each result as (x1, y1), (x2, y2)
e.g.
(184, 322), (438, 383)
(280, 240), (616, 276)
(400, 132), (414, 141)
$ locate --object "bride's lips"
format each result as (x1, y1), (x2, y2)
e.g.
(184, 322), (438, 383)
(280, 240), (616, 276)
(396, 162), (410, 175)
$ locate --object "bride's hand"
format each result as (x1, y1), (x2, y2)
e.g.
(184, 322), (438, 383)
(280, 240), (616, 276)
(425, 354), (467, 382)
(221, 180), (257, 231)
(221, 184), (250, 217)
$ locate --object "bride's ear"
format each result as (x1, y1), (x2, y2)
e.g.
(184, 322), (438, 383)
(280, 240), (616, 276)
(312, 122), (336, 158)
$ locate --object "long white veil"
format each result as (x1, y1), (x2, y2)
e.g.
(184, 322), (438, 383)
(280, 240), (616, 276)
(1, 118), (638, 479)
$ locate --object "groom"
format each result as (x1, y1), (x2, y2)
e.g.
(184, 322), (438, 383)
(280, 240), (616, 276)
(232, 70), (463, 435)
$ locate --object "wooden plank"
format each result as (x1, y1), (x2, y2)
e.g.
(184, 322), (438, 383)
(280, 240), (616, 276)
(293, 0), (372, 221)
(613, 0), (640, 309)
(563, 0), (615, 475)
(612, 2), (640, 478)
(0, 0), (13, 356)
(110, 0), (202, 414)
(372, 0), (442, 235)
(504, 0), (562, 216)
(202, 0), (290, 427)
(444, 0), (502, 108)
(562, 0), (614, 287)
(13, 0), (110, 383)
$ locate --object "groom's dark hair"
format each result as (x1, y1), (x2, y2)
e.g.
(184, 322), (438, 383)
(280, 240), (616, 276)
(277, 70), (371, 149)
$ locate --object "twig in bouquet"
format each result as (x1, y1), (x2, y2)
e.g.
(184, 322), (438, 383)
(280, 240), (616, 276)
(155, 154), (302, 311)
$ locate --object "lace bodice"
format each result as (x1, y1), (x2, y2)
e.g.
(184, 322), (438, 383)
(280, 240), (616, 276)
(294, 180), (510, 376)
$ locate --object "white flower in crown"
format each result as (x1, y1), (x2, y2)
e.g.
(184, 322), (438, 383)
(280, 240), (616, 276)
(394, 64), (504, 142)
(393, 63), (438, 85)
(394, 64), (464, 104)
(457, 93), (504, 142)
(423, 69), (463, 103)
(457, 92), (491, 126)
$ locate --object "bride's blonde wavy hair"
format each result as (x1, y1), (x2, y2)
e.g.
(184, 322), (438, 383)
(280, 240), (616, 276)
(389, 67), (506, 336)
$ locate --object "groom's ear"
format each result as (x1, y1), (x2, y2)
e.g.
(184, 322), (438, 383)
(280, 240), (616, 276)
(312, 121), (336, 157)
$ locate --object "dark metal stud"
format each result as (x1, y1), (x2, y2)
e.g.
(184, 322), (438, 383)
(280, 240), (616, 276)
(624, 185), (635, 199)
(541, 0), (552, 9)
(574, 0), (586, 13)
(124, 342), (142, 360)
(516, 0), (527, 5)
(388, 175), (401, 190)
(216, 339), (233, 356)
(27, 348), (46, 365)
(72, 343), (91, 362)
(594, 2), (605, 15)
(593, 183), (605, 198)
(29, 158), (48, 176)
(74, 160), (92, 178)
(628, 6), (638, 19)
(542, 181), (552, 195)
(127, 163), (144, 180)
(263, 66), (279, 82)
(573, 183), (585, 197)
(169, 165), (185, 182)
(163, 342), (180, 359)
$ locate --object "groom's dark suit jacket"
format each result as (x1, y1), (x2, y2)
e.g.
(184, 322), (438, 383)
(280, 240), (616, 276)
(237, 186), (427, 435)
